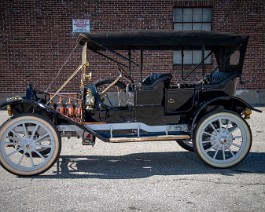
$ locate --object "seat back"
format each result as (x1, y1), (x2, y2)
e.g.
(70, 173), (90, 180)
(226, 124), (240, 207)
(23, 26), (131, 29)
(135, 73), (172, 106)
(204, 70), (240, 89)
(141, 73), (172, 90)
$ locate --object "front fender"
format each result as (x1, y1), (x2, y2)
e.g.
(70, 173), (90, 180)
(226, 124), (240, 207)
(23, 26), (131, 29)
(1, 99), (71, 125)
(190, 96), (262, 136)
(1, 99), (108, 142)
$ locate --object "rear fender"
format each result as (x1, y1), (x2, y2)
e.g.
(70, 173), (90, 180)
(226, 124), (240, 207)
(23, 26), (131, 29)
(191, 96), (261, 136)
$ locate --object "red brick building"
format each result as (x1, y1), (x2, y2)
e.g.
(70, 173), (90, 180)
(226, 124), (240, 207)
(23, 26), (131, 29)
(0, 0), (264, 104)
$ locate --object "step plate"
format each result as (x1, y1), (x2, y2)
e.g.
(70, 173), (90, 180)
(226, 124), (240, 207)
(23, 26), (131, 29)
(109, 135), (190, 143)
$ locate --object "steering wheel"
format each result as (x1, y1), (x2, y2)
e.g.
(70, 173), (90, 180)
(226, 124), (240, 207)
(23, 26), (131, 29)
(118, 66), (134, 83)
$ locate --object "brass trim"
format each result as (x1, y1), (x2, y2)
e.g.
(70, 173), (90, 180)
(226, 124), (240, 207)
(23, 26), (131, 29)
(168, 98), (175, 104)
(243, 108), (252, 119)
(48, 64), (84, 104)
(109, 135), (190, 143)
(7, 105), (12, 116)
(100, 75), (123, 97)
(80, 122), (106, 125)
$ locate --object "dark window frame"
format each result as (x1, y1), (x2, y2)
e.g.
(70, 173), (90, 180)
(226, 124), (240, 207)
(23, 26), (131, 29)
(173, 7), (213, 65)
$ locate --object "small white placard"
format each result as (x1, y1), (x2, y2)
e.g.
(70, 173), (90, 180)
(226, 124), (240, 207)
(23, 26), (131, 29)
(72, 19), (90, 33)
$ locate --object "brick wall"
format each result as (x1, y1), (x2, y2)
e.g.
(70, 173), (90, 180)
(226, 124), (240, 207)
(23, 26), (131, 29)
(0, 0), (264, 95)
(213, 0), (265, 89)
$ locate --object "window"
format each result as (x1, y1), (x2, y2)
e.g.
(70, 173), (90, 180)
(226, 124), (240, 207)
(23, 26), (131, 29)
(173, 8), (212, 65)
(173, 8), (212, 31)
(173, 50), (212, 65)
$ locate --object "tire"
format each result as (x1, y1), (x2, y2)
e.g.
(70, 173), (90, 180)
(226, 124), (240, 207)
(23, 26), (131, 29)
(0, 114), (61, 176)
(177, 140), (194, 152)
(193, 110), (252, 168)
(177, 139), (212, 152)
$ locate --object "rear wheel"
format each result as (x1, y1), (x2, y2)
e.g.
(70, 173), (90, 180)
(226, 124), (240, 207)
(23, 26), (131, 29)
(193, 111), (252, 168)
(0, 114), (61, 176)
(177, 140), (194, 151)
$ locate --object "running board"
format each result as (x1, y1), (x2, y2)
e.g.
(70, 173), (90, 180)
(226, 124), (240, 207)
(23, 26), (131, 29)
(109, 135), (190, 143)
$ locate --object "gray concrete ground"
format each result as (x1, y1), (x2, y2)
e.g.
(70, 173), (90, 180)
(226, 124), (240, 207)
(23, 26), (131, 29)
(0, 109), (264, 212)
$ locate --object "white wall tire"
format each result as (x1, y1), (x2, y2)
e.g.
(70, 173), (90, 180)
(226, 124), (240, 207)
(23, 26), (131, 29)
(0, 114), (61, 176)
(193, 111), (252, 168)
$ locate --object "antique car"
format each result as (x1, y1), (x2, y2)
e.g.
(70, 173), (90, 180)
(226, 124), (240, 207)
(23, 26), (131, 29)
(0, 31), (262, 176)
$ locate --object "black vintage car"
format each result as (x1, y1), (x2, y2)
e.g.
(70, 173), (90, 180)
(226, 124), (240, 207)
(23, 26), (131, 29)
(0, 31), (262, 176)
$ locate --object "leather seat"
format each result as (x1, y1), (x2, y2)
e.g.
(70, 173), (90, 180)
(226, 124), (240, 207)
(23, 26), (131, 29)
(141, 73), (172, 89)
(203, 70), (240, 89)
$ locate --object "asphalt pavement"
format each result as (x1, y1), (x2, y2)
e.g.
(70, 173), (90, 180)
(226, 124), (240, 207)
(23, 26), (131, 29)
(0, 108), (265, 212)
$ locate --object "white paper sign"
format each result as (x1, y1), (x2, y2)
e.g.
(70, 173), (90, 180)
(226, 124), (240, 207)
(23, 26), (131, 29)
(72, 19), (90, 33)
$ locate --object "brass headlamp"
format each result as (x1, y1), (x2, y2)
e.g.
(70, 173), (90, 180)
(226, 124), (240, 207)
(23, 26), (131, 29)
(243, 108), (252, 119)
(85, 88), (95, 110)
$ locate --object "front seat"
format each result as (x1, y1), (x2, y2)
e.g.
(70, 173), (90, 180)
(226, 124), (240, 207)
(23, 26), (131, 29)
(141, 73), (172, 90)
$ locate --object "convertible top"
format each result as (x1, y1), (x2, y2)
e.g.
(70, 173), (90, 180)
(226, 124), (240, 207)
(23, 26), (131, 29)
(79, 30), (249, 50)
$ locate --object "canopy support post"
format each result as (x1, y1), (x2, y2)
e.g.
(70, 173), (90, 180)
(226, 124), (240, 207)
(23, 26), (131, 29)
(129, 49), (131, 75)
(181, 47), (184, 81)
(140, 47), (143, 82)
(202, 45), (205, 77)
(81, 42), (89, 122)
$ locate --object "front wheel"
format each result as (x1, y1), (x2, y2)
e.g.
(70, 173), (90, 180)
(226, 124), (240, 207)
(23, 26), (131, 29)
(193, 111), (252, 168)
(0, 114), (61, 176)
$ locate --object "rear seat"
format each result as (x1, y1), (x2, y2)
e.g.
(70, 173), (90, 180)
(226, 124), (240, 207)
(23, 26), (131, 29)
(177, 70), (240, 89)
(203, 70), (240, 89)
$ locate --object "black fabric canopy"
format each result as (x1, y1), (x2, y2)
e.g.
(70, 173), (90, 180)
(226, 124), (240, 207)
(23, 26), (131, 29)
(79, 30), (249, 50)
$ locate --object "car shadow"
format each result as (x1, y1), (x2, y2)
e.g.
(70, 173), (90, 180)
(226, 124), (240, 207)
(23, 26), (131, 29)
(33, 151), (265, 179)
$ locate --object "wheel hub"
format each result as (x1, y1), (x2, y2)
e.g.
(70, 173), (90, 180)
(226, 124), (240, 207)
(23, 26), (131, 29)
(211, 128), (233, 148)
(21, 138), (35, 152)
